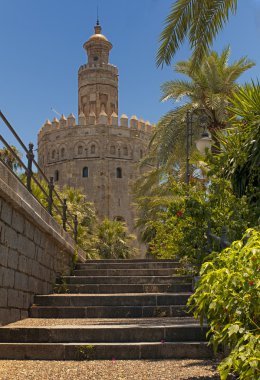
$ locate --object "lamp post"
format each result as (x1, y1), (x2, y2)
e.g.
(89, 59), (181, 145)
(185, 109), (212, 184)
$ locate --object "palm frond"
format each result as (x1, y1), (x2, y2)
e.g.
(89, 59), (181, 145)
(157, 0), (237, 69)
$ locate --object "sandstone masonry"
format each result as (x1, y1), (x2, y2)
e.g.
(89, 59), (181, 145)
(0, 161), (84, 325)
(37, 22), (154, 251)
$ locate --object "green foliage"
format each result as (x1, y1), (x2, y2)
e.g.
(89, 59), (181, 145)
(157, 0), (237, 69)
(214, 81), (260, 209)
(188, 229), (260, 379)
(144, 178), (255, 272)
(151, 48), (254, 168)
(54, 186), (98, 258)
(77, 344), (95, 360)
(0, 145), (23, 171)
(95, 218), (136, 259)
(23, 177), (136, 260)
(53, 277), (69, 294)
(24, 177), (98, 259)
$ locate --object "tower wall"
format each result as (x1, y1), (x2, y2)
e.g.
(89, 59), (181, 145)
(38, 117), (153, 252)
(37, 23), (155, 255)
(78, 64), (118, 120)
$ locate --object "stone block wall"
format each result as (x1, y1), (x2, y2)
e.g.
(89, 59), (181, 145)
(0, 161), (85, 326)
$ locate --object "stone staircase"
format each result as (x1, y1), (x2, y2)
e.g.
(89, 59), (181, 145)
(0, 259), (212, 360)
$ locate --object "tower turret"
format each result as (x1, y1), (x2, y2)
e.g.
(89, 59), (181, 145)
(78, 21), (119, 121)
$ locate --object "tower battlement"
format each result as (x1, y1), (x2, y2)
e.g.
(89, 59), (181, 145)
(38, 112), (155, 138)
(37, 21), (154, 255)
(79, 62), (118, 74)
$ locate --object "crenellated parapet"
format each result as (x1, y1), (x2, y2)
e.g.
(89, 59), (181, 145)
(38, 111), (155, 138)
(78, 62), (118, 75)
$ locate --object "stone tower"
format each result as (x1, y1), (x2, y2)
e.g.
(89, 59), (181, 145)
(37, 22), (154, 253)
(78, 21), (118, 120)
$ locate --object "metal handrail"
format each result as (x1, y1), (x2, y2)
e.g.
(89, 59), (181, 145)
(0, 111), (78, 242)
(206, 222), (231, 252)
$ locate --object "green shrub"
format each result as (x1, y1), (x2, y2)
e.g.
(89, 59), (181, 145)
(188, 228), (260, 379)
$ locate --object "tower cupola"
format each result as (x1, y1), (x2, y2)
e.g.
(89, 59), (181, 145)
(78, 21), (119, 121)
(83, 21), (112, 65)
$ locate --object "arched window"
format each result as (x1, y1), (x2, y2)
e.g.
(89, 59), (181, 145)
(110, 145), (116, 155)
(123, 146), (128, 156)
(116, 167), (122, 178)
(54, 170), (59, 182)
(114, 216), (125, 222)
(52, 150), (55, 159)
(78, 145), (83, 155)
(82, 167), (89, 178)
(91, 144), (96, 154)
(61, 147), (65, 158)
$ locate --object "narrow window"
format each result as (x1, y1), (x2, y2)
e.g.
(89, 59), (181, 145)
(116, 167), (122, 178)
(61, 148), (65, 158)
(114, 216), (125, 222)
(110, 145), (115, 154)
(54, 170), (59, 182)
(82, 167), (89, 178)
(140, 149), (143, 159)
(123, 147), (128, 156)
(78, 145), (83, 155)
(52, 150), (55, 159)
(91, 144), (96, 154)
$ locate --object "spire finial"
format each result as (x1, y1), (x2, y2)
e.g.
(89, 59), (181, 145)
(96, 3), (99, 26)
(94, 1), (102, 34)
(94, 20), (102, 34)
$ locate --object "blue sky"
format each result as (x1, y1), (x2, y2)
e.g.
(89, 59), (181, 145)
(0, 0), (260, 150)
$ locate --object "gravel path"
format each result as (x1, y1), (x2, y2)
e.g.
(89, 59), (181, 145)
(0, 359), (220, 380)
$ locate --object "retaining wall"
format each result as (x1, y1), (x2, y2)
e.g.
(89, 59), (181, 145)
(0, 161), (85, 325)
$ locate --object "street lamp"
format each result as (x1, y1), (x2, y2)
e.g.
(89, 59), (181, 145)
(186, 109), (212, 184)
(195, 131), (212, 155)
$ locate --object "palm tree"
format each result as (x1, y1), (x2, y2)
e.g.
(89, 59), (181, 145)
(217, 81), (260, 203)
(133, 166), (198, 243)
(0, 145), (22, 171)
(95, 219), (135, 259)
(157, 0), (238, 68)
(151, 48), (254, 164)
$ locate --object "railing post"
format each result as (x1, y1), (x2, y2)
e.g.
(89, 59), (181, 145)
(206, 221), (212, 252)
(62, 198), (67, 231)
(73, 214), (78, 243)
(185, 111), (191, 185)
(221, 226), (228, 250)
(26, 143), (34, 193)
(48, 177), (54, 216)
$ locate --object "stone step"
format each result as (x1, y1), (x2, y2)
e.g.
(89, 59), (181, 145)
(30, 305), (189, 318)
(73, 268), (180, 277)
(0, 342), (212, 360)
(0, 324), (207, 343)
(63, 275), (192, 285)
(76, 262), (181, 270)
(84, 259), (178, 263)
(59, 283), (192, 294)
(33, 293), (191, 307)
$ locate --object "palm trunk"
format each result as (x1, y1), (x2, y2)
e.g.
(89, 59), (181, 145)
(208, 120), (225, 154)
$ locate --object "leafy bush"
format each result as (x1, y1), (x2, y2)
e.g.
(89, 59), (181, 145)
(22, 177), (99, 259)
(188, 229), (260, 379)
(148, 178), (253, 272)
(95, 218), (136, 259)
